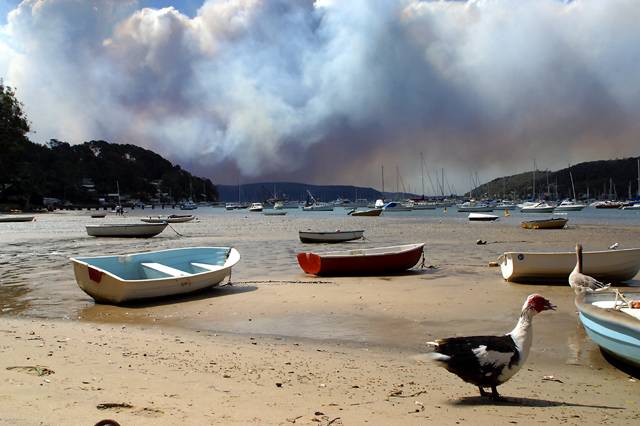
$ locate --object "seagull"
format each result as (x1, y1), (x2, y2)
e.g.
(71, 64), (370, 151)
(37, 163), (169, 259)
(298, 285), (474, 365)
(569, 243), (611, 292)
(608, 242), (619, 250)
(426, 294), (555, 399)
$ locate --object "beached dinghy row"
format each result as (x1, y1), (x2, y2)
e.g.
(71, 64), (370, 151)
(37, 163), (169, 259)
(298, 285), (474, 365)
(70, 247), (240, 304)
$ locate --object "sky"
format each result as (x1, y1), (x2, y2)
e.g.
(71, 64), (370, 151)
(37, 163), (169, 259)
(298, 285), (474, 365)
(1, 0), (640, 194)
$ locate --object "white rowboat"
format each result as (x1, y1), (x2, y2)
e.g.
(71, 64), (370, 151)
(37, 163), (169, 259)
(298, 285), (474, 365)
(299, 230), (364, 243)
(70, 247), (240, 304)
(468, 213), (499, 221)
(86, 223), (167, 238)
(499, 247), (640, 283)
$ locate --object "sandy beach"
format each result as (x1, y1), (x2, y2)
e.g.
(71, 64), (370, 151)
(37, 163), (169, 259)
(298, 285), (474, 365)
(1, 209), (639, 425)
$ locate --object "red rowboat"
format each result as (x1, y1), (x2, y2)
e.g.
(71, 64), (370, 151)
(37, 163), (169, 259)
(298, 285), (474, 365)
(297, 243), (424, 276)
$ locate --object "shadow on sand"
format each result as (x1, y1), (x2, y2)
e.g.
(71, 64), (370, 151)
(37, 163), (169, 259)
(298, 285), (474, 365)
(451, 395), (624, 410)
(88, 284), (258, 309)
(451, 395), (625, 409)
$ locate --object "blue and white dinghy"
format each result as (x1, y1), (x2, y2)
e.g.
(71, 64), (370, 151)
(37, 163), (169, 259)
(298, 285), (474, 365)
(70, 247), (240, 304)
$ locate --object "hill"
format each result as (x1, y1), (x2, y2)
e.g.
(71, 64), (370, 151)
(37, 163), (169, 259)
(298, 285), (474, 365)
(472, 157), (640, 200)
(0, 139), (218, 209)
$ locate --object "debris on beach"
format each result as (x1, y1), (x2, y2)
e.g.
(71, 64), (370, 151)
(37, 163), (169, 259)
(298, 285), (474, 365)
(6, 365), (54, 376)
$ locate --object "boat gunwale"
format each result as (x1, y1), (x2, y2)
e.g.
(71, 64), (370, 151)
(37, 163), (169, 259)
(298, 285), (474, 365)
(575, 291), (640, 335)
(305, 243), (424, 258)
(502, 247), (640, 257)
(70, 247), (239, 283)
(299, 230), (365, 236)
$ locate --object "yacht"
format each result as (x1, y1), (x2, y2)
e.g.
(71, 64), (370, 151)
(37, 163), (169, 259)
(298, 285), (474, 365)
(554, 199), (586, 212)
(456, 201), (493, 212)
(248, 202), (264, 212)
(520, 201), (555, 213)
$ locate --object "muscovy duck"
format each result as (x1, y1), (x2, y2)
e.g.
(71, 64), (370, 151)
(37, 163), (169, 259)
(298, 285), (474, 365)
(569, 243), (610, 293)
(426, 294), (555, 399)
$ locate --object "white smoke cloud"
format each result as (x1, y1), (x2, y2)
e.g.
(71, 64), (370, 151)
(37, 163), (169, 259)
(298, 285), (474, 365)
(1, 0), (639, 192)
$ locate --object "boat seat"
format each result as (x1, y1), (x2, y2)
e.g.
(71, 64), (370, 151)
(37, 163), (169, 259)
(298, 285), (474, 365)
(141, 262), (190, 278)
(191, 262), (225, 272)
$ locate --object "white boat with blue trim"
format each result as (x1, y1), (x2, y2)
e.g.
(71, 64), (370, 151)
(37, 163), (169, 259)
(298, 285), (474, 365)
(70, 247), (240, 304)
(576, 290), (640, 368)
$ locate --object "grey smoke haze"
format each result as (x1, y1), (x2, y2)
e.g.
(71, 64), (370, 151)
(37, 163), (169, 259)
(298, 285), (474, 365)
(1, 0), (639, 193)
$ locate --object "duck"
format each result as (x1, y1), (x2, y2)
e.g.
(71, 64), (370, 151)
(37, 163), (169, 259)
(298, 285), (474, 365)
(426, 294), (555, 399)
(568, 243), (610, 292)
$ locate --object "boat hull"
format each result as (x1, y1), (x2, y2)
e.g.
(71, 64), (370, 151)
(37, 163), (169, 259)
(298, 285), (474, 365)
(141, 215), (195, 223)
(520, 207), (555, 213)
(457, 206), (493, 212)
(0, 215), (35, 222)
(86, 223), (167, 238)
(299, 230), (364, 243)
(349, 209), (383, 217)
(500, 248), (640, 283)
(297, 243), (424, 276)
(553, 206), (585, 212)
(520, 218), (568, 229)
(70, 247), (240, 304)
(576, 291), (640, 368)
(468, 213), (498, 221)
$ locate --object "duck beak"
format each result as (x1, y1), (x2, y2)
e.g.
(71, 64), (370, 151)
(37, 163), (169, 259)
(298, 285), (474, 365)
(545, 301), (557, 311)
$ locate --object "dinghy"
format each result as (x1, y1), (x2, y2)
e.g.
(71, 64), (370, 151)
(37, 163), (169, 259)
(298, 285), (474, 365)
(499, 247), (640, 283)
(141, 214), (195, 223)
(70, 246), (240, 304)
(520, 217), (568, 229)
(0, 215), (35, 222)
(468, 213), (498, 221)
(348, 208), (383, 217)
(86, 223), (167, 238)
(575, 290), (640, 368)
(299, 230), (364, 243)
(297, 243), (424, 276)
(263, 210), (287, 216)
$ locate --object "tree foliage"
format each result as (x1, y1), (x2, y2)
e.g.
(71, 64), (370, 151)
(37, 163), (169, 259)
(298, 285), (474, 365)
(0, 81), (218, 209)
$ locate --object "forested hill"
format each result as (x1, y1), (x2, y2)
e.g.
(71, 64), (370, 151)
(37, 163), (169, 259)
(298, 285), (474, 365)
(472, 157), (640, 200)
(0, 139), (218, 209)
(1, 81), (217, 210)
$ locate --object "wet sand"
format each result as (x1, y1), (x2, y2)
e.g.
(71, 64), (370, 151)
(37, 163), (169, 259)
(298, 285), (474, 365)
(1, 209), (639, 424)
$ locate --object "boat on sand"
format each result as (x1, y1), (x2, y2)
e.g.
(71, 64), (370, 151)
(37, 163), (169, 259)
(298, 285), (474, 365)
(499, 247), (640, 283)
(299, 230), (364, 244)
(297, 243), (424, 276)
(575, 289), (640, 368)
(0, 215), (35, 222)
(141, 214), (195, 223)
(86, 223), (167, 238)
(348, 208), (383, 217)
(468, 213), (498, 221)
(70, 247), (240, 304)
(520, 217), (568, 229)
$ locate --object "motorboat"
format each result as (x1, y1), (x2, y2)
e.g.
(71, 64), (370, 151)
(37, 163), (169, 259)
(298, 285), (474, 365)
(263, 210), (287, 216)
(468, 213), (499, 221)
(70, 246), (240, 304)
(302, 203), (334, 211)
(456, 201), (493, 212)
(299, 230), (364, 243)
(85, 223), (167, 238)
(179, 201), (198, 210)
(554, 200), (586, 212)
(520, 202), (555, 213)
(593, 201), (626, 209)
(297, 243), (424, 276)
(520, 217), (568, 229)
(248, 202), (264, 212)
(381, 201), (412, 212)
(499, 247), (640, 283)
(575, 290), (640, 368)
(621, 203), (640, 210)
(494, 201), (518, 210)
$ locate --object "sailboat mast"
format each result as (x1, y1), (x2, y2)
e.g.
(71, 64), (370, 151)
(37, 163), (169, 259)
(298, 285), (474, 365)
(116, 180), (121, 207)
(569, 165), (577, 201)
(637, 158), (640, 198)
(533, 160), (536, 200)
(420, 152), (426, 198)
(441, 168), (445, 197)
(381, 164), (385, 196)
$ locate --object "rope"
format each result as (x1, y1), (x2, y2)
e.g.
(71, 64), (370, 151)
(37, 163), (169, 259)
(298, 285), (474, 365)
(167, 223), (184, 236)
(418, 248), (426, 269)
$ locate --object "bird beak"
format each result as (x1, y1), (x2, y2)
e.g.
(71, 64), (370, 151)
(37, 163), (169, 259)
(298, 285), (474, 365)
(545, 301), (557, 311)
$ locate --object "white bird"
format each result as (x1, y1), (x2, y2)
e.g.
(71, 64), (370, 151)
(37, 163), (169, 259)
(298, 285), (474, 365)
(608, 242), (619, 250)
(426, 294), (556, 399)
(569, 243), (611, 292)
